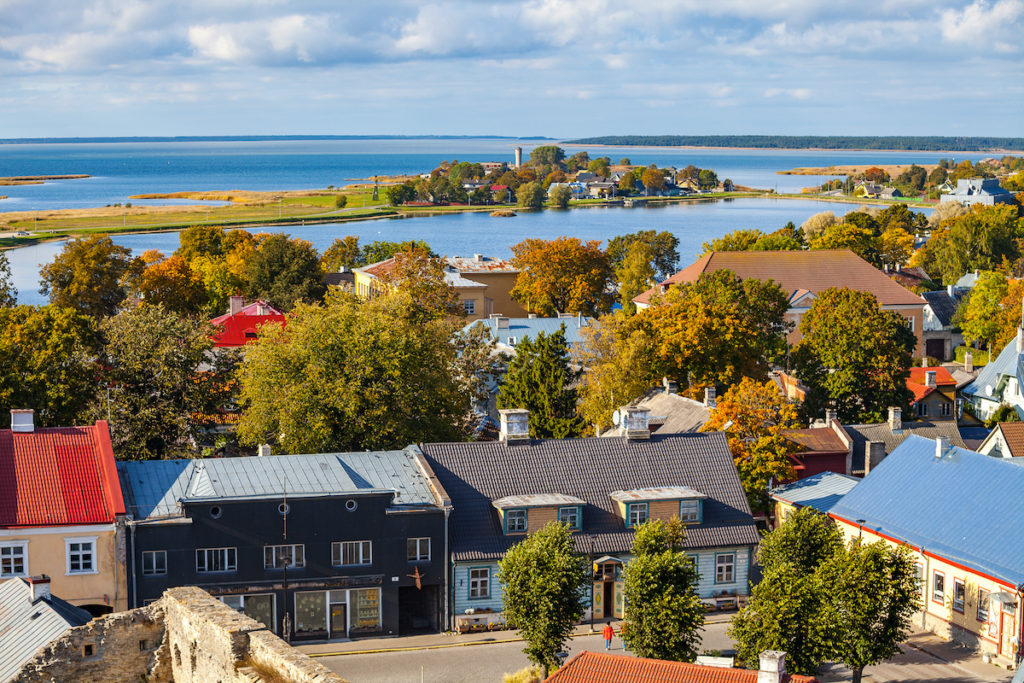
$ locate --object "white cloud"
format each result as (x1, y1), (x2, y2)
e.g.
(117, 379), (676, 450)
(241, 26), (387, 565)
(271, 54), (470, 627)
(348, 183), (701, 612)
(940, 0), (1023, 52)
(764, 88), (812, 100)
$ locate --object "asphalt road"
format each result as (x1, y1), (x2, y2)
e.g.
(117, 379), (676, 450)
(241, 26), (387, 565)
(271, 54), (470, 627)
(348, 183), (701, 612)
(317, 622), (1013, 683)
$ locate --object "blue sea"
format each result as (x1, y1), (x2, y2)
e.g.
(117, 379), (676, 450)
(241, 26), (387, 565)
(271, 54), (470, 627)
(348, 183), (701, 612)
(2, 137), (979, 305)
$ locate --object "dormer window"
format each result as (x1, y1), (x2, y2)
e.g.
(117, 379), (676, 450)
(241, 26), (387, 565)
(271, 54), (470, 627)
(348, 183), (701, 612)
(627, 503), (648, 527)
(493, 493), (586, 535)
(558, 506), (580, 530)
(679, 499), (701, 523)
(611, 486), (707, 529)
(506, 509), (527, 533)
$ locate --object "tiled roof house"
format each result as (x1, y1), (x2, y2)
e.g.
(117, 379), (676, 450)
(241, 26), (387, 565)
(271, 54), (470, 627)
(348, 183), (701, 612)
(633, 250), (926, 355)
(420, 408), (759, 629)
(976, 422), (1024, 464)
(209, 296), (285, 348)
(545, 651), (818, 683)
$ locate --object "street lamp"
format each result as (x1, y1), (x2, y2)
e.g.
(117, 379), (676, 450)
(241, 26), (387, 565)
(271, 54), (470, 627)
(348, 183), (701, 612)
(856, 519), (866, 542)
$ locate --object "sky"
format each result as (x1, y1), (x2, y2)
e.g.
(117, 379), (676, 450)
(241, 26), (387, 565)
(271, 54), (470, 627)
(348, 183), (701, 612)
(0, 0), (1022, 139)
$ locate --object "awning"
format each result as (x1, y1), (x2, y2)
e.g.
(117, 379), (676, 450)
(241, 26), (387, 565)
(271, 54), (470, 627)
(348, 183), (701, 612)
(990, 591), (1018, 605)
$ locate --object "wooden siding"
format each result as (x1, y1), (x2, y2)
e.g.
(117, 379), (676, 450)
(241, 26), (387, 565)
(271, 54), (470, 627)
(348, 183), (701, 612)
(528, 506), (558, 534)
(649, 500), (679, 522)
(452, 562), (503, 618)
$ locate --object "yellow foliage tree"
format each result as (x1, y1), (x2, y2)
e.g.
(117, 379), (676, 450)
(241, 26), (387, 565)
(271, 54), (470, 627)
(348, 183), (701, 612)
(510, 237), (613, 316)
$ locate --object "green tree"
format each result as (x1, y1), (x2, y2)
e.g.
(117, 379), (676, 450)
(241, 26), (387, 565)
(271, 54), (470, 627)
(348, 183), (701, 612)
(697, 169), (719, 191)
(548, 184), (572, 209)
(615, 240), (656, 315)
(510, 237), (614, 316)
(497, 522), (588, 672)
(792, 288), (915, 423)
(321, 236), (366, 272)
(98, 304), (237, 459)
(807, 221), (880, 267)
(618, 173), (636, 193)
(516, 181), (545, 209)
(243, 233), (325, 310)
(238, 290), (473, 454)
(384, 183), (417, 206)
(957, 270), (1007, 349)
(39, 234), (139, 317)
(496, 327), (586, 438)
(0, 252), (17, 307)
(0, 305), (99, 426)
(730, 509), (843, 675)
(701, 229), (762, 254)
(819, 541), (920, 683)
(621, 518), (705, 661)
(930, 204), (1021, 284)
(928, 166), (948, 187)
(361, 239), (435, 263)
(528, 145), (566, 167)
(377, 248), (462, 320)
(334, 194), (347, 209)
(587, 157), (611, 178)
(606, 230), (680, 280)
(175, 225), (225, 262)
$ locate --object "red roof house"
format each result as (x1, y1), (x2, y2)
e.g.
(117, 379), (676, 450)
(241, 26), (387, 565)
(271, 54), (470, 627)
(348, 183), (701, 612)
(545, 651), (817, 683)
(906, 366), (957, 420)
(209, 296), (285, 348)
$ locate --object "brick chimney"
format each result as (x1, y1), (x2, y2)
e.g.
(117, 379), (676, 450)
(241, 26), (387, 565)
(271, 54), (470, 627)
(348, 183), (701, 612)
(229, 295), (245, 315)
(757, 650), (786, 683)
(704, 386), (716, 408)
(888, 407), (902, 433)
(27, 575), (51, 602)
(499, 409), (530, 444)
(865, 441), (886, 475)
(10, 409), (34, 433)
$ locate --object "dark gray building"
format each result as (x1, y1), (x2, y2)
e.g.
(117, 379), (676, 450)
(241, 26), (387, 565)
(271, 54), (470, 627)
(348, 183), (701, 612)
(118, 449), (449, 641)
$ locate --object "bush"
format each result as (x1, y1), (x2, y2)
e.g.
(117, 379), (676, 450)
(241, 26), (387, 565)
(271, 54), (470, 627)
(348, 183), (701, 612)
(334, 194), (347, 209)
(502, 666), (546, 683)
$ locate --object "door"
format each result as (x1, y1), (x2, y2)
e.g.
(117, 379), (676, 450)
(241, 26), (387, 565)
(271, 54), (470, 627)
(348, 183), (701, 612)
(613, 580), (624, 619)
(999, 611), (1015, 658)
(592, 582), (604, 619)
(925, 338), (945, 360)
(330, 603), (347, 639)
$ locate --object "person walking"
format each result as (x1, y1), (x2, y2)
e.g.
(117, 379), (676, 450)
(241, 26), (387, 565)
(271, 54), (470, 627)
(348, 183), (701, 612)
(602, 621), (615, 650)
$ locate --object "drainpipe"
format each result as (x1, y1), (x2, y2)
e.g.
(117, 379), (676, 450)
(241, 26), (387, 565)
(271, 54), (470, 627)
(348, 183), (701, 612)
(128, 519), (138, 610)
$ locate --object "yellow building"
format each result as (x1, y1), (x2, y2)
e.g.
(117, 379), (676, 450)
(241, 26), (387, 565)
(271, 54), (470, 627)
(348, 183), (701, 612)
(829, 434), (1023, 668)
(353, 254), (524, 321)
(0, 411), (128, 615)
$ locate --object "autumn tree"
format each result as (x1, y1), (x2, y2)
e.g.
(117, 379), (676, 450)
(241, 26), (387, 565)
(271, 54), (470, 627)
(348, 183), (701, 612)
(548, 184), (572, 209)
(0, 252), (16, 307)
(39, 234), (139, 317)
(516, 181), (545, 209)
(641, 167), (666, 195)
(800, 211), (838, 239)
(132, 254), (208, 315)
(701, 378), (799, 513)
(510, 237), (614, 316)
(238, 290), (474, 454)
(361, 239), (435, 263)
(98, 304), (237, 460)
(621, 518), (705, 662)
(807, 221), (880, 267)
(928, 204), (1021, 284)
(587, 157), (611, 178)
(863, 167), (889, 183)
(243, 233), (325, 310)
(606, 230), (681, 281)
(497, 522), (588, 672)
(175, 225), (225, 262)
(957, 270), (1007, 349)
(644, 270), (790, 391)
(878, 227), (914, 269)
(792, 288), (915, 423)
(697, 168), (719, 191)
(497, 327), (586, 438)
(377, 248), (462, 320)
(615, 240), (656, 314)
(702, 228), (802, 255)
(0, 305), (99, 427)
(321, 236), (366, 272)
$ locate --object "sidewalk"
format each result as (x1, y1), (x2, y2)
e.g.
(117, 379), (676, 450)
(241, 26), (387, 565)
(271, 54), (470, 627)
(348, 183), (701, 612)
(902, 629), (1017, 681)
(299, 614), (736, 658)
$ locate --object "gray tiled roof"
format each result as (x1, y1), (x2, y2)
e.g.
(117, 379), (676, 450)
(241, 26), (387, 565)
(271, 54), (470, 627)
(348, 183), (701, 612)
(843, 421), (965, 473)
(118, 448), (438, 520)
(601, 390), (710, 438)
(0, 578), (92, 682)
(921, 289), (961, 328)
(420, 433), (759, 562)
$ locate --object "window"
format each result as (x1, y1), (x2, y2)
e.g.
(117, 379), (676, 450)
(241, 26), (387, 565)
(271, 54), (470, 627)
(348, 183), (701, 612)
(463, 300), (476, 315)
(912, 562), (924, 596)
(940, 402), (951, 417)
(506, 336), (517, 346)
(0, 542), (27, 578)
(715, 553), (735, 584)
(333, 541), (372, 566)
(953, 578), (965, 612)
(506, 509), (527, 533)
(932, 571), (945, 603)
(627, 503), (648, 528)
(264, 544), (305, 569)
(907, 316), (915, 332)
(66, 538), (96, 574)
(557, 507), (579, 530)
(407, 538), (431, 562)
(917, 402), (928, 417)
(196, 547), (237, 573)
(142, 551), (167, 576)
(679, 500), (700, 523)
(978, 588), (990, 622)
(469, 567), (490, 599)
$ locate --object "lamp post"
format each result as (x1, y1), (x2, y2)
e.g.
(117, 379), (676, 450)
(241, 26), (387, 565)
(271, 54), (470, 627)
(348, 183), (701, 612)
(856, 519), (865, 542)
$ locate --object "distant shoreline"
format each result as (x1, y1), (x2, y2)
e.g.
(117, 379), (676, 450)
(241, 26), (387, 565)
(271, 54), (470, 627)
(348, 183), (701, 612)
(569, 142), (1024, 155)
(0, 135), (554, 145)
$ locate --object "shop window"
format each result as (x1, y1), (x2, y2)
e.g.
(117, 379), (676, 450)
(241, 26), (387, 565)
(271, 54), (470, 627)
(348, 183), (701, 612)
(295, 591), (327, 634)
(349, 588), (381, 634)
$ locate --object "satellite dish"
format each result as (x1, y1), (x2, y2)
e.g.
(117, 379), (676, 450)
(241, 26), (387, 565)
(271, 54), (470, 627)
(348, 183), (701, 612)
(612, 409), (621, 426)
(985, 385), (994, 397)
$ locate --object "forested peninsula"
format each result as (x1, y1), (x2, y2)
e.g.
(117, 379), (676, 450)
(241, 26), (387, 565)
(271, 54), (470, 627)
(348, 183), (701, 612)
(564, 135), (1024, 152)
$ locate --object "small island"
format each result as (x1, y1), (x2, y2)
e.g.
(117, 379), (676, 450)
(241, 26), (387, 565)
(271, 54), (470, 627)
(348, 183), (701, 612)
(0, 174), (90, 186)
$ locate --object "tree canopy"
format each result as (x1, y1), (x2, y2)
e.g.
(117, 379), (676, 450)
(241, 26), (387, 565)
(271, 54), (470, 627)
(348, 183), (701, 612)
(606, 230), (680, 280)
(39, 234), (139, 317)
(510, 237), (613, 316)
(242, 233), (326, 310)
(0, 252), (18, 307)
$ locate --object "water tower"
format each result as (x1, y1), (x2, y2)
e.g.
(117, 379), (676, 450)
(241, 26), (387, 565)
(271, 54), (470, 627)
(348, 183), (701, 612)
(514, 146), (522, 169)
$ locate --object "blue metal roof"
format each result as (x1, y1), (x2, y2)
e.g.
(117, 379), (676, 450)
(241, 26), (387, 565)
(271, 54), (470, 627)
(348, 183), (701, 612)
(769, 471), (859, 514)
(962, 332), (1020, 403)
(118, 448), (438, 520)
(830, 434), (1024, 587)
(465, 316), (594, 348)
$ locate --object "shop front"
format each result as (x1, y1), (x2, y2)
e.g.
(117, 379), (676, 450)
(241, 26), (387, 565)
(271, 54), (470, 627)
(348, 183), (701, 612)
(294, 587), (382, 639)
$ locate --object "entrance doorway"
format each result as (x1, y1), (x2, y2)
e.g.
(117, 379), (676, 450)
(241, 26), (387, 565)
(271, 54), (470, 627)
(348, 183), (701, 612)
(398, 585), (439, 634)
(329, 603), (347, 639)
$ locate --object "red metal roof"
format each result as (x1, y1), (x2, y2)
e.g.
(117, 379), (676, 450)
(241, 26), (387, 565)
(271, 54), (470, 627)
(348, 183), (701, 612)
(209, 300), (286, 348)
(545, 652), (819, 683)
(0, 421), (125, 528)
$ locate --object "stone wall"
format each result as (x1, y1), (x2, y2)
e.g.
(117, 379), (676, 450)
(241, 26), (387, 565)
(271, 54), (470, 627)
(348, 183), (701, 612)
(15, 586), (348, 683)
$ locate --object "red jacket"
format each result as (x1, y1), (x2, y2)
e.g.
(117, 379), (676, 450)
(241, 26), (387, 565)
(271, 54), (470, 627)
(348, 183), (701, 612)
(603, 624), (615, 640)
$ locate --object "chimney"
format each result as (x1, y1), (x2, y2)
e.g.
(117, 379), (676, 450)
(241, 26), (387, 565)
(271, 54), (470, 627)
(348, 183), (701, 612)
(935, 435), (950, 459)
(527, 313), (537, 319)
(922, 357), (929, 368)
(10, 409), (34, 433)
(1016, 329), (1023, 354)
(557, 312), (573, 318)
(925, 370), (937, 387)
(757, 650), (786, 683)
(489, 313), (502, 319)
(825, 409), (837, 425)
(229, 295), (245, 315)
(947, 284), (955, 297)
(496, 317), (510, 329)
(622, 406), (651, 440)
(499, 409), (530, 444)
(865, 441), (886, 475)
(888, 407), (902, 433)
(473, 253), (484, 263)
(27, 575), (51, 602)
(704, 386), (717, 408)
(964, 352), (974, 373)
(662, 377), (678, 395)
(257, 444), (271, 457)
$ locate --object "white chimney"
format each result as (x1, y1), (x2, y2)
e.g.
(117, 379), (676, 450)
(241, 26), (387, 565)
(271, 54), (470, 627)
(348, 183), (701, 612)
(499, 409), (530, 444)
(257, 444), (272, 457)
(662, 377), (678, 395)
(528, 313), (537, 319)
(935, 435), (950, 459)
(964, 352), (974, 373)
(888, 407), (902, 433)
(825, 409), (837, 425)
(496, 317), (510, 329)
(946, 284), (955, 297)
(10, 409), (34, 433)
(229, 295), (245, 315)
(27, 575), (51, 602)
(925, 371), (937, 387)
(622, 406), (651, 440)
(704, 386), (717, 408)
(473, 253), (484, 263)
(757, 650), (786, 683)
(922, 358), (929, 368)
(489, 313), (502, 320)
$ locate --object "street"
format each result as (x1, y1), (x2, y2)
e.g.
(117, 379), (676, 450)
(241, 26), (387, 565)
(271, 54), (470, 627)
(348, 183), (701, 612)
(313, 622), (1014, 683)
